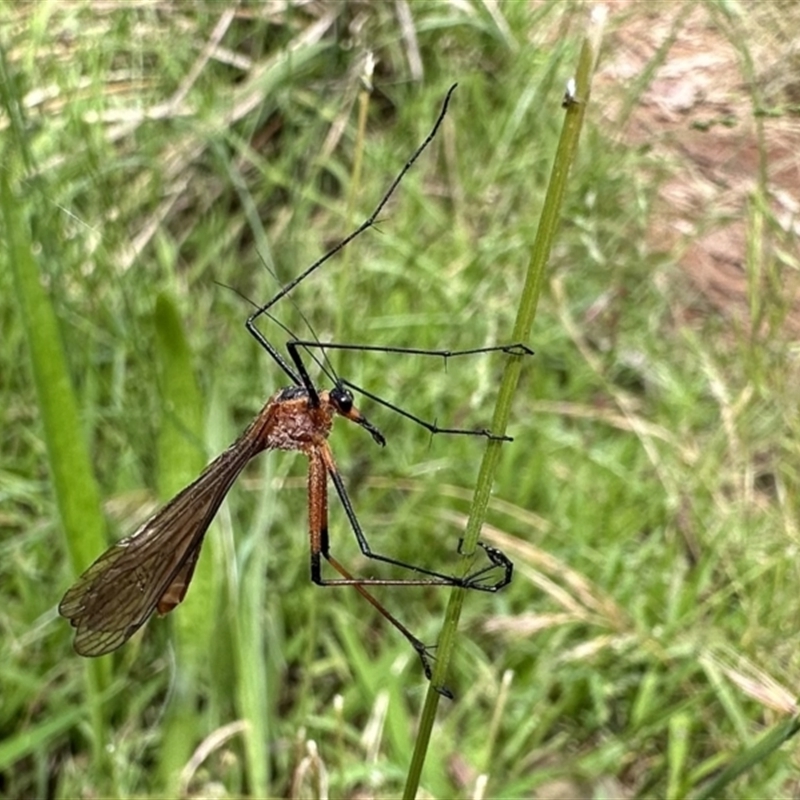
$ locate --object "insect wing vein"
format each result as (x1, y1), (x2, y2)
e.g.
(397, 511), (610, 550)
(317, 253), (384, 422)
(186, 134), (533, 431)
(59, 435), (262, 656)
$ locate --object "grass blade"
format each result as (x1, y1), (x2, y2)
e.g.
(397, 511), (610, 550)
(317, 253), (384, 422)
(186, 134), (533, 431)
(1, 146), (110, 768)
(693, 713), (800, 799)
(151, 291), (212, 792)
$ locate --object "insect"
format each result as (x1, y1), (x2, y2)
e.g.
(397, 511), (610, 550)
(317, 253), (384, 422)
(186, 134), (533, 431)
(59, 85), (532, 691)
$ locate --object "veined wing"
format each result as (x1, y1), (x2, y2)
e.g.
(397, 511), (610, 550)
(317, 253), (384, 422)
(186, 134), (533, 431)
(59, 431), (265, 656)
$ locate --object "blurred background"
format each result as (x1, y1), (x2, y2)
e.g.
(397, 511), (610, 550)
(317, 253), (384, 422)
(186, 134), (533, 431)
(2, 1), (800, 797)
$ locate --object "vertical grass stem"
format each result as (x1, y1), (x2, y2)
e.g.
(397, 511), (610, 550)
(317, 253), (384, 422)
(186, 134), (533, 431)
(403, 8), (606, 797)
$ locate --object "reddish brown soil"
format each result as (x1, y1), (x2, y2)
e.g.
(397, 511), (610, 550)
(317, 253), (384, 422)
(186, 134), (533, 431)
(596, 2), (800, 336)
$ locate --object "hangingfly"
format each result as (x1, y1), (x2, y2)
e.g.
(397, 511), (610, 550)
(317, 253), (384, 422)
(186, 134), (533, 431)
(59, 85), (531, 694)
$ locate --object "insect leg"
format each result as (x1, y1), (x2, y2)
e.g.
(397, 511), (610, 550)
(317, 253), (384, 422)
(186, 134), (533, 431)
(316, 443), (510, 590)
(246, 85), (459, 362)
(294, 341), (534, 359)
(307, 447), (451, 695)
(292, 339), (534, 441)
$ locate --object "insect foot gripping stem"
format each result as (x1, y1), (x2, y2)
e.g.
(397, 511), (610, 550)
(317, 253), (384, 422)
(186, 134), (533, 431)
(412, 639), (454, 700)
(457, 539), (514, 592)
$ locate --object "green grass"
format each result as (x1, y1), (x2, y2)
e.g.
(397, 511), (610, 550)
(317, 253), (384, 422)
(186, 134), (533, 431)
(2, 2), (800, 798)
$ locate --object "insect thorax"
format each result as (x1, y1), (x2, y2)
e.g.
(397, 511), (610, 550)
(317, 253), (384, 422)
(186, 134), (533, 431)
(264, 386), (335, 451)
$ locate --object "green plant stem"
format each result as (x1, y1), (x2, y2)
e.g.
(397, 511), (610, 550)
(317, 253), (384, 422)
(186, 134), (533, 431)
(2, 166), (110, 769)
(152, 291), (209, 794)
(402, 9), (606, 798)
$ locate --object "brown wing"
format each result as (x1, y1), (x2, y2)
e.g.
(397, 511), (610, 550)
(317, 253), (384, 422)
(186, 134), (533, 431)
(59, 431), (264, 656)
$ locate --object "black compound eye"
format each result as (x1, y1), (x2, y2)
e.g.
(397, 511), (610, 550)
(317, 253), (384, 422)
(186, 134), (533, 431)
(330, 385), (353, 413)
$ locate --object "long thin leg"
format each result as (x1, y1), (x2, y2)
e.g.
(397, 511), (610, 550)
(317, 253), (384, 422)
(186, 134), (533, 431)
(316, 442), (512, 592)
(246, 320), (305, 390)
(325, 554), (453, 698)
(286, 340), (534, 440)
(307, 448), (452, 696)
(246, 85), (459, 375)
(292, 341), (534, 359)
(309, 446), (460, 586)
(341, 379), (511, 441)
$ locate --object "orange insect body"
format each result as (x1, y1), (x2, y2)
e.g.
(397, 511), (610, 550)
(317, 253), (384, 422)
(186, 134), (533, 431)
(59, 386), (367, 656)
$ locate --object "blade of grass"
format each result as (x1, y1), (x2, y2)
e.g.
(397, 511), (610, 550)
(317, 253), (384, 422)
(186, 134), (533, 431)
(403, 8), (607, 797)
(0, 703), (96, 771)
(0, 53), (111, 769)
(667, 711), (691, 800)
(693, 712), (800, 800)
(151, 290), (211, 793)
(0, 174), (111, 586)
